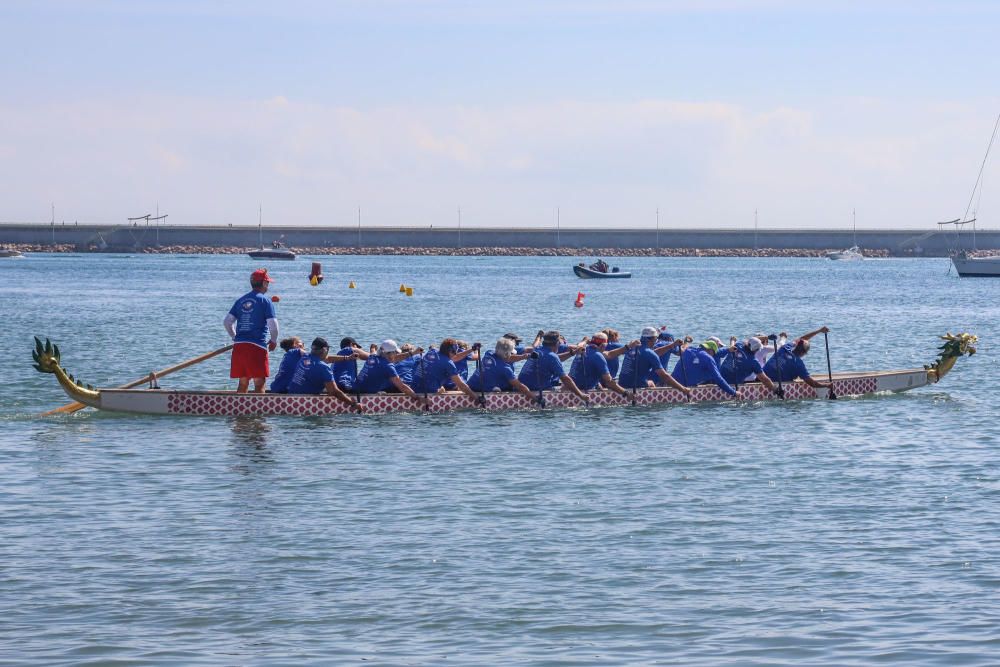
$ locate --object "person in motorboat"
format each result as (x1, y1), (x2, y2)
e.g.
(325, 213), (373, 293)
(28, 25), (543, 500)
(619, 327), (693, 395)
(568, 332), (632, 396)
(409, 338), (482, 403)
(715, 336), (783, 397)
(353, 339), (429, 407)
(224, 268), (279, 393)
(286, 337), (362, 411)
(670, 339), (741, 398)
(467, 337), (540, 402)
(589, 259), (610, 273)
(763, 326), (833, 391)
(517, 330), (589, 405)
(270, 337), (305, 394)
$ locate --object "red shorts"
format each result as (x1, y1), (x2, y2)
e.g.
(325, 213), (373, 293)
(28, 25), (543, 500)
(230, 343), (270, 379)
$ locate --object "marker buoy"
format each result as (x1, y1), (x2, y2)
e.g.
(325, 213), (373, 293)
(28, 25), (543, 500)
(399, 284), (407, 293)
(349, 281), (356, 289)
(574, 292), (585, 308)
(309, 262), (323, 286)
(405, 287), (414, 297)
(271, 295), (280, 303)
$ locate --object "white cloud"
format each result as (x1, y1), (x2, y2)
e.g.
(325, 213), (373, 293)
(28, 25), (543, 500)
(0, 94), (996, 229)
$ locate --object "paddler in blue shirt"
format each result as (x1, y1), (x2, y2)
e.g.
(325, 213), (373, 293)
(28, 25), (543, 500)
(619, 327), (692, 395)
(670, 339), (742, 398)
(409, 338), (482, 403)
(468, 337), (540, 402)
(602, 328), (624, 378)
(763, 326), (833, 391)
(517, 330), (589, 405)
(353, 340), (429, 407)
(568, 332), (631, 396)
(332, 337), (369, 392)
(224, 268), (279, 393)
(270, 337), (304, 393)
(716, 336), (783, 397)
(286, 337), (362, 411)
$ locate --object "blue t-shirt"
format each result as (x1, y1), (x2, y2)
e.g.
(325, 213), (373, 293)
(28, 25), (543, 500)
(468, 351), (517, 392)
(763, 343), (811, 382)
(410, 348), (460, 393)
(228, 291), (276, 348)
(444, 348), (471, 390)
(605, 341), (624, 378)
(654, 333), (681, 359)
(332, 347), (358, 390)
(618, 346), (663, 389)
(354, 355), (401, 394)
(394, 356), (418, 385)
(568, 345), (611, 391)
(671, 347), (737, 395)
(270, 348), (303, 393)
(286, 353), (334, 395)
(518, 347), (566, 390)
(716, 343), (764, 385)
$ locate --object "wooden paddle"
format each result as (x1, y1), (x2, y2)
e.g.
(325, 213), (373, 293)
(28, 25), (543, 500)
(41, 343), (234, 416)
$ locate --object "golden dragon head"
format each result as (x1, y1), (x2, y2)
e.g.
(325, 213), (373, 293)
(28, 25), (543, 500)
(925, 332), (978, 383)
(33, 336), (98, 395)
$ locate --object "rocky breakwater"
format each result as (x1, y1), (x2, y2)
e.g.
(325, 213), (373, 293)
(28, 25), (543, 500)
(138, 245), (892, 258)
(4, 243), (900, 258)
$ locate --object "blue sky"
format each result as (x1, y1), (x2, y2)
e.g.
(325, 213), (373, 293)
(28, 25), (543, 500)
(1, 0), (998, 228)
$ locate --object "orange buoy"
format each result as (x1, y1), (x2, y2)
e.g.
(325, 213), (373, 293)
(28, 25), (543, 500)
(399, 284), (407, 293)
(271, 295), (280, 303)
(574, 292), (585, 308)
(309, 262), (323, 285)
(349, 281), (356, 289)
(405, 287), (414, 297)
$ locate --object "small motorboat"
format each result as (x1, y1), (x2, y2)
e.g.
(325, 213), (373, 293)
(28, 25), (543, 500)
(248, 242), (296, 260)
(826, 245), (864, 261)
(574, 261), (631, 279)
(0, 247), (24, 258)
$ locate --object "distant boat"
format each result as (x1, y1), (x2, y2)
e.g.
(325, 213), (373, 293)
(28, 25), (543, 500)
(944, 111), (1000, 276)
(247, 206), (296, 260)
(828, 209), (864, 261)
(826, 245), (863, 261)
(951, 250), (1000, 277)
(574, 261), (631, 279)
(248, 242), (296, 261)
(0, 247), (24, 258)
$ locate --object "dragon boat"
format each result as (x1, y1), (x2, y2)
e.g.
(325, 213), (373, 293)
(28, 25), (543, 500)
(33, 334), (976, 417)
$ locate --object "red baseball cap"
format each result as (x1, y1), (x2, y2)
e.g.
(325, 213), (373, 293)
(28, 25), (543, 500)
(251, 268), (273, 283)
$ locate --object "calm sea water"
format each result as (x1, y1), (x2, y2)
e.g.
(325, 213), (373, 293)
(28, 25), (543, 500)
(2, 253), (999, 665)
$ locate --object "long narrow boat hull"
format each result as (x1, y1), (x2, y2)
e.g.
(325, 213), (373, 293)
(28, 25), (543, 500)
(76, 369), (924, 416)
(33, 333), (977, 417)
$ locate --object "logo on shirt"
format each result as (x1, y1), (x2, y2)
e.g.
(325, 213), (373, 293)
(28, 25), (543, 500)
(302, 359), (312, 367)
(242, 300), (254, 311)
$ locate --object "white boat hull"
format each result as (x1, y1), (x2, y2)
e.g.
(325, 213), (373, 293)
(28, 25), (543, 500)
(952, 254), (1000, 277)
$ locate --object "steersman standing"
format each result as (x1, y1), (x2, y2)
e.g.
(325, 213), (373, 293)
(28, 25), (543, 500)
(223, 268), (279, 393)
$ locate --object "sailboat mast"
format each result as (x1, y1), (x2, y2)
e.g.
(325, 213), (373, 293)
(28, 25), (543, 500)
(258, 205), (263, 249)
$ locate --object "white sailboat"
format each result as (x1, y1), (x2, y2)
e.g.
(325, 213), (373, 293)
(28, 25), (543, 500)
(948, 112), (999, 277)
(827, 209), (864, 260)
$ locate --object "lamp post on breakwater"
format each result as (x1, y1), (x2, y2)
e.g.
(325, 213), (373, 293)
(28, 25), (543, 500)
(656, 208), (660, 250)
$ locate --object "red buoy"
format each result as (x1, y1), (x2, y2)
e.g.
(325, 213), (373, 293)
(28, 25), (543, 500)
(574, 292), (585, 308)
(309, 262), (324, 286)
